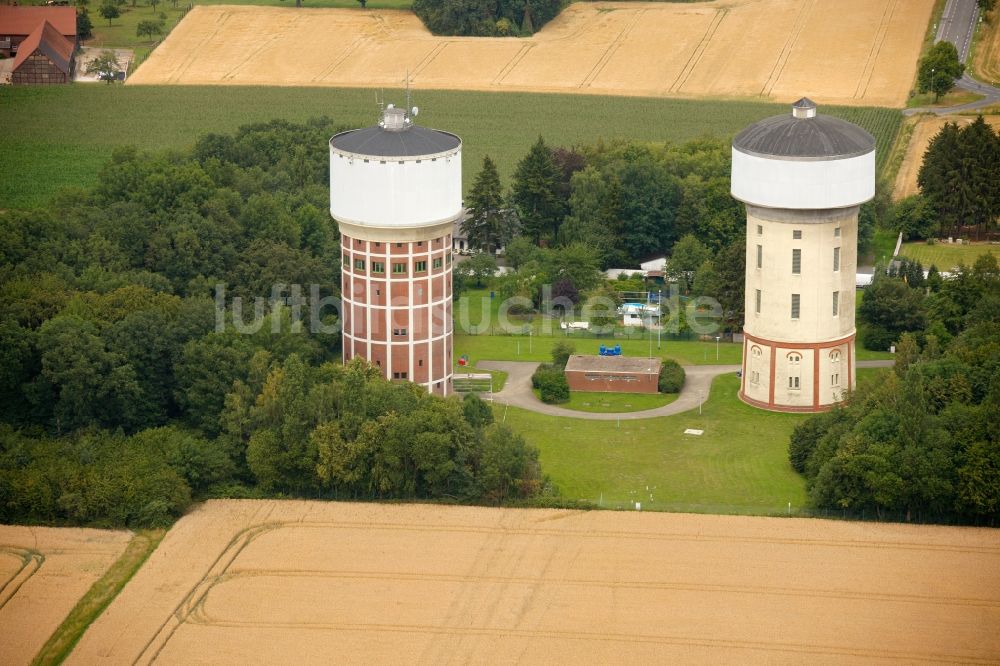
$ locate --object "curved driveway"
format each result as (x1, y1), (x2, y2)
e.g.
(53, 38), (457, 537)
(478, 360), (894, 421)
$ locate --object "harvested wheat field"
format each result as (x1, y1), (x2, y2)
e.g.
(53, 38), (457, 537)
(69, 500), (1000, 664)
(0, 526), (132, 666)
(973, 10), (1000, 87)
(129, 0), (933, 107)
(893, 114), (1000, 199)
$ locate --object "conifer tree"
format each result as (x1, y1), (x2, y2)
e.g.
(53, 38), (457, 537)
(511, 136), (565, 245)
(462, 156), (513, 254)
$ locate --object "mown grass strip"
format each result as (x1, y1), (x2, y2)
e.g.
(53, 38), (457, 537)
(31, 529), (166, 666)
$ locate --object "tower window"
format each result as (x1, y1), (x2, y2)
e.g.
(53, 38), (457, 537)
(433, 257), (443, 269)
(833, 247), (841, 272)
(791, 294), (800, 319)
(832, 291), (839, 316)
(396, 243), (403, 248)
(792, 249), (801, 274)
(418, 359), (424, 367)
(793, 230), (802, 239)
(414, 260), (427, 272)
(354, 259), (365, 271)
(392, 371), (408, 380)
(831, 373), (840, 386)
(417, 241), (423, 247)
(756, 224), (762, 235)
(755, 289), (761, 314)
(789, 376), (800, 389)
(371, 261), (385, 274)
(356, 239), (362, 246)
(392, 263), (407, 274)
(756, 244), (762, 269)
(834, 227), (841, 238)
(393, 328), (407, 336)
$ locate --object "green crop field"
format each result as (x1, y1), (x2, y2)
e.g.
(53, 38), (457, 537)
(0, 86), (901, 209)
(503, 368), (889, 515)
(898, 241), (1000, 270)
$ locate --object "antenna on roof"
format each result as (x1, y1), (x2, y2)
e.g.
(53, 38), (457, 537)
(404, 70), (412, 119)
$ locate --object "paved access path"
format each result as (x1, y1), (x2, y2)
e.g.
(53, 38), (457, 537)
(478, 360), (894, 421)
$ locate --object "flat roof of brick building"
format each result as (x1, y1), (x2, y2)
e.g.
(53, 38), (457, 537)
(564, 355), (661, 375)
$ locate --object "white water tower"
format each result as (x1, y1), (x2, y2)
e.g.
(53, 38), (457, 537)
(731, 98), (875, 412)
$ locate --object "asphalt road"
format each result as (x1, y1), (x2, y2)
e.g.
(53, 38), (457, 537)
(936, 0), (981, 62)
(904, 0), (1000, 116)
(477, 360), (895, 421)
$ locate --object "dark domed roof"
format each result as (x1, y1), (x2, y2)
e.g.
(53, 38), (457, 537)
(733, 100), (874, 161)
(330, 125), (461, 158)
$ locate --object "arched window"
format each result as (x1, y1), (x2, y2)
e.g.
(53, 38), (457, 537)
(750, 346), (762, 385)
(830, 350), (841, 363)
(787, 352), (801, 390)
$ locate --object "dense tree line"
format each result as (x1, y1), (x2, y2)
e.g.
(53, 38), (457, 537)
(413, 0), (564, 36)
(859, 255), (996, 351)
(0, 119), (546, 527)
(917, 116), (1000, 240)
(792, 256), (999, 523)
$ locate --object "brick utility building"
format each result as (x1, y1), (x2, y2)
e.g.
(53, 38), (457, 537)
(330, 106), (460, 396)
(9, 19), (74, 85)
(564, 355), (661, 394)
(732, 98), (875, 412)
(0, 6), (76, 58)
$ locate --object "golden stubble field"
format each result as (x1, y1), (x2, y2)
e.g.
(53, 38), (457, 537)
(0, 526), (132, 665)
(893, 114), (1000, 199)
(129, 0), (933, 107)
(69, 500), (1000, 664)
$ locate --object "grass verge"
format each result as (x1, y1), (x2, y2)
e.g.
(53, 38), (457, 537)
(31, 529), (166, 666)
(533, 389), (679, 413)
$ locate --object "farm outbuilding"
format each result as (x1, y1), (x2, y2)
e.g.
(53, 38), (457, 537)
(564, 355), (661, 394)
(10, 20), (74, 85)
(0, 6), (76, 58)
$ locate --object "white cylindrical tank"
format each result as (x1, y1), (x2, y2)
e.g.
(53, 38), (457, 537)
(732, 98), (875, 413)
(329, 108), (462, 228)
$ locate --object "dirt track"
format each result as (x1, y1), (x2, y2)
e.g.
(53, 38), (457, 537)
(893, 114), (1000, 199)
(129, 0), (933, 107)
(0, 526), (131, 666)
(69, 500), (1000, 664)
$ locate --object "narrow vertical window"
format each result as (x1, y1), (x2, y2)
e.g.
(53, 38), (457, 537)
(832, 291), (839, 316)
(791, 294), (800, 319)
(834, 227), (841, 238)
(755, 289), (761, 314)
(756, 244), (762, 269)
(833, 246), (841, 272)
(792, 249), (801, 274)
(756, 224), (763, 235)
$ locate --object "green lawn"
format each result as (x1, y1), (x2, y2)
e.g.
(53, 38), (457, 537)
(898, 241), (1000, 271)
(0, 86), (901, 209)
(456, 333), (743, 366)
(535, 389), (678, 413)
(502, 367), (889, 515)
(87, 3), (190, 50)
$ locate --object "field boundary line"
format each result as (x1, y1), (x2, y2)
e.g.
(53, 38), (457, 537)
(760, 0), (816, 97)
(312, 36), (366, 83)
(134, 502), (283, 665)
(668, 9), (726, 94)
(411, 41), (451, 79)
(210, 568), (1000, 610)
(579, 7), (645, 89)
(492, 44), (534, 85)
(165, 9), (233, 84)
(0, 547), (43, 610)
(263, 520), (1000, 555)
(221, 28), (286, 82)
(157, 618), (998, 664)
(855, 0), (899, 99)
